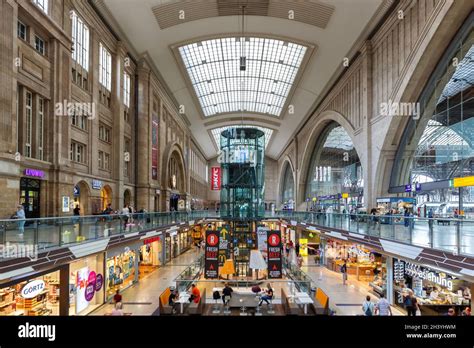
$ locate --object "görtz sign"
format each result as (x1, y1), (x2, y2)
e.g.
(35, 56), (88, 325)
(20, 279), (46, 299)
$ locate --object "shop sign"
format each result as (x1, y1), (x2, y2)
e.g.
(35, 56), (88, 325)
(404, 262), (454, 291)
(95, 274), (103, 291)
(218, 227), (230, 266)
(85, 271), (96, 301)
(144, 236), (160, 245)
(267, 230), (282, 279)
(20, 280), (45, 299)
(299, 239), (308, 256)
(92, 180), (102, 190)
(24, 168), (45, 178)
(204, 230), (219, 279)
(394, 261), (405, 281)
(210, 167), (221, 191)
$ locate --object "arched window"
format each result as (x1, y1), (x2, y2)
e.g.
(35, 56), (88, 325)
(281, 163), (295, 204)
(305, 122), (363, 204)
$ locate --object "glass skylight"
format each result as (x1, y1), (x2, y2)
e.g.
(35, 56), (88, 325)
(211, 125), (273, 149)
(323, 126), (354, 151)
(178, 37), (307, 117)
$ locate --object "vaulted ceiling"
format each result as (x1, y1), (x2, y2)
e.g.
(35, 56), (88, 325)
(94, 0), (392, 159)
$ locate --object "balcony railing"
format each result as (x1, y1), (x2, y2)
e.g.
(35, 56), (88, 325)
(271, 210), (474, 256)
(1, 210), (473, 257)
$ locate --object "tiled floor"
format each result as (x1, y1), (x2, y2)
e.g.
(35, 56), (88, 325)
(89, 248), (404, 316)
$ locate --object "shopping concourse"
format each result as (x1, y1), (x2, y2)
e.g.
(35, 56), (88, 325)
(0, 0), (473, 346)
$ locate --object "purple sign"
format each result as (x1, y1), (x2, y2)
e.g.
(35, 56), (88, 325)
(24, 169), (45, 178)
(84, 283), (95, 301)
(95, 274), (103, 292)
(405, 184), (412, 192)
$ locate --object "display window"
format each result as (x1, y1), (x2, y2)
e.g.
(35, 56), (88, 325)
(139, 237), (162, 280)
(68, 254), (105, 316)
(324, 239), (387, 295)
(0, 271), (60, 316)
(393, 259), (472, 315)
(106, 250), (136, 298)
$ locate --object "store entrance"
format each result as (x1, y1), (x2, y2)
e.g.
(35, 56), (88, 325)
(20, 178), (41, 219)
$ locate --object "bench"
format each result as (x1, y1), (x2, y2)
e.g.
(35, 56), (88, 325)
(158, 287), (173, 315)
(188, 288), (206, 315)
(310, 288), (329, 315)
(281, 289), (303, 315)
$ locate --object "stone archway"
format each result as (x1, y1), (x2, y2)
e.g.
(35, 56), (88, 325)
(74, 180), (90, 215)
(277, 158), (296, 208)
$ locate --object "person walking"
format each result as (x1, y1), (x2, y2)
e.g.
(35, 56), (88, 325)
(122, 205), (130, 229)
(341, 259), (348, 285)
(375, 293), (392, 316)
(15, 205), (26, 238)
(404, 290), (419, 316)
(428, 208), (434, 234)
(73, 205), (81, 216)
(295, 242), (300, 257)
(362, 295), (375, 316)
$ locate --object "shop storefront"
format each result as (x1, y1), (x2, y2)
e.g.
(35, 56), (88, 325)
(324, 238), (387, 296)
(393, 258), (472, 315)
(0, 265), (69, 316)
(139, 236), (163, 280)
(165, 229), (191, 262)
(68, 254), (105, 316)
(106, 244), (140, 299)
(20, 169), (47, 219)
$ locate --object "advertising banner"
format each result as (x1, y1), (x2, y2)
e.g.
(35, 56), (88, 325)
(299, 238), (308, 256)
(211, 167), (221, 190)
(218, 225), (231, 266)
(257, 226), (269, 257)
(204, 230), (220, 279)
(267, 230), (282, 279)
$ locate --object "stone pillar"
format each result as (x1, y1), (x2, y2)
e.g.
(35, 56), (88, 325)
(112, 43), (127, 210)
(135, 60), (151, 210)
(360, 40), (375, 210)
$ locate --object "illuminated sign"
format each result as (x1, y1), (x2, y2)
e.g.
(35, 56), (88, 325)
(404, 262), (454, 291)
(20, 280), (45, 299)
(342, 193), (349, 199)
(92, 180), (102, 190)
(453, 176), (474, 188)
(211, 167), (221, 191)
(24, 169), (45, 178)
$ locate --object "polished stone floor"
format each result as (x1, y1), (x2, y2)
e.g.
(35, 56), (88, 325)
(89, 249), (403, 316)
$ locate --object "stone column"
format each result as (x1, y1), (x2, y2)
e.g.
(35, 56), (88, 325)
(135, 60), (151, 210)
(360, 40), (375, 210)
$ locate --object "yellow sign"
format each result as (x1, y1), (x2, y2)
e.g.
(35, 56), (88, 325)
(453, 176), (474, 188)
(299, 239), (308, 256)
(342, 193), (349, 199)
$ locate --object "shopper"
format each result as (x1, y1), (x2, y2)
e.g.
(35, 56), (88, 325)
(73, 205), (81, 216)
(375, 293), (392, 316)
(428, 208), (434, 233)
(15, 205), (26, 237)
(340, 259), (348, 285)
(222, 283), (233, 304)
(122, 205), (130, 228)
(362, 295), (375, 316)
(461, 307), (471, 316)
(404, 209), (411, 228)
(111, 302), (124, 316)
(446, 307), (456, 316)
(168, 289), (178, 314)
(404, 291), (419, 316)
(188, 284), (201, 303)
(295, 242), (300, 256)
(113, 289), (122, 304)
(258, 283), (274, 306)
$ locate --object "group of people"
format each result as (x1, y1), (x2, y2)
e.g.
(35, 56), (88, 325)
(168, 284), (201, 314)
(284, 240), (304, 267)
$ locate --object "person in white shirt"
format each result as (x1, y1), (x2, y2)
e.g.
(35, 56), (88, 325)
(375, 293), (392, 316)
(122, 205), (130, 228)
(111, 302), (124, 316)
(362, 295), (375, 316)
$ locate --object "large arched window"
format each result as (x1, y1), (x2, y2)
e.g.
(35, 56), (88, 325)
(390, 21), (473, 214)
(280, 162), (295, 204)
(305, 122), (363, 202)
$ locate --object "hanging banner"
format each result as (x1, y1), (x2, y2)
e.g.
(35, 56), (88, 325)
(267, 230), (282, 279)
(257, 226), (269, 257)
(218, 225), (231, 266)
(211, 167), (221, 190)
(204, 230), (219, 279)
(151, 111), (159, 180)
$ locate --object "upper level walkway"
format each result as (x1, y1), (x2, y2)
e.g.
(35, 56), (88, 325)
(1, 210), (473, 257)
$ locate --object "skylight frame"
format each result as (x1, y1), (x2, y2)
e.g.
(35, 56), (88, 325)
(178, 36), (307, 118)
(210, 125), (274, 149)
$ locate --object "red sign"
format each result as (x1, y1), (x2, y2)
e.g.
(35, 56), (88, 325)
(205, 230), (219, 279)
(211, 167), (221, 191)
(143, 236), (160, 245)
